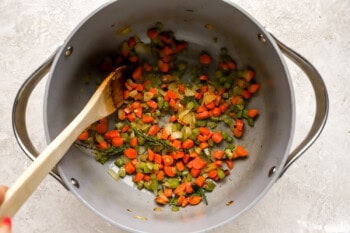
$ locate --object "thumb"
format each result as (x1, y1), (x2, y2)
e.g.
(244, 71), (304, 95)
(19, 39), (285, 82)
(0, 217), (11, 233)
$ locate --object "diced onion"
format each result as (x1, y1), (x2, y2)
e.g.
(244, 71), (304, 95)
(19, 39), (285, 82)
(171, 131), (182, 140)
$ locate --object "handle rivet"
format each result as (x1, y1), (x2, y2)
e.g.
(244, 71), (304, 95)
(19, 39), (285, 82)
(268, 166), (276, 177)
(258, 33), (266, 43)
(65, 46), (73, 57)
(71, 178), (80, 188)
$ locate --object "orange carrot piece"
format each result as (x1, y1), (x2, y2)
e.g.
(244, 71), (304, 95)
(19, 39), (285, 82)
(208, 169), (218, 179)
(225, 160), (234, 170)
(199, 142), (209, 150)
(212, 132), (223, 144)
(233, 128), (243, 138)
(190, 168), (201, 178)
(96, 123), (108, 134)
(164, 166), (176, 177)
(169, 114), (177, 123)
(176, 161), (185, 172)
(134, 172), (144, 182)
(196, 105), (207, 113)
(121, 125), (130, 133)
(182, 139), (194, 149)
(185, 182), (193, 194)
(172, 140), (182, 150)
(196, 111), (210, 120)
(235, 119), (244, 131)
(111, 137), (124, 147)
(148, 125), (160, 136)
(124, 148), (138, 159)
(155, 194), (169, 205)
(162, 155), (174, 166)
(98, 141), (108, 150)
(213, 150), (224, 160)
(244, 70), (255, 82)
(174, 182), (186, 195)
(78, 130), (89, 141)
(164, 188), (173, 198)
(199, 52), (212, 65)
(146, 100), (158, 110)
(132, 66), (143, 80)
(148, 148), (155, 161)
(211, 107), (221, 117)
(195, 176), (206, 187)
(192, 157), (206, 170)
(236, 145), (248, 157)
(156, 170), (164, 181)
(249, 83), (260, 93)
(125, 161), (135, 174)
(188, 195), (202, 205)
(104, 130), (120, 140)
(248, 109), (259, 118)
(142, 115), (155, 123)
(130, 137), (138, 147)
(154, 153), (162, 164)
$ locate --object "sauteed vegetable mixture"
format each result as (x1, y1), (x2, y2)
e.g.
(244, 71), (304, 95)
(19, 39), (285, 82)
(77, 23), (259, 211)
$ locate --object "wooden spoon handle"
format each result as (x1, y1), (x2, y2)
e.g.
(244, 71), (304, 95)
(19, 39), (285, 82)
(0, 109), (91, 219)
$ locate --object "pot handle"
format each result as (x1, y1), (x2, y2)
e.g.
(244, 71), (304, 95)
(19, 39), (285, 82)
(12, 46), (69, 190)
(270, 34), (329, 178)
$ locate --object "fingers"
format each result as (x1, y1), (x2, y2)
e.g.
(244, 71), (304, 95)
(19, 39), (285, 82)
(0, 186), (8, 205)
(0, 217), (11, 233)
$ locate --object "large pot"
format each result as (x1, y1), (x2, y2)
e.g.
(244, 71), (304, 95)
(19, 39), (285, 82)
(12, 0), (328, 232)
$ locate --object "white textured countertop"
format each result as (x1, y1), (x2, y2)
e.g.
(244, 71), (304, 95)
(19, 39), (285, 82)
(1, 0), (349, 232)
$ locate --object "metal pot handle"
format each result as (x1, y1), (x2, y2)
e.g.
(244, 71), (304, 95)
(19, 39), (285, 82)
(271, 34), (329, 178)
(12, 46), (69, 190)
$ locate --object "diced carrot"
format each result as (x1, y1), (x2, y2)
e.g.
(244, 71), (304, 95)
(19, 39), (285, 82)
(176, 161), (185, 172)
(134, 107), (143, 118)
(231, 96), (243, 105)
(208, 169), (218, 179)
(178, 84), (185, 94)
(174, 182), (186, 195)
(199, 127), (211, 135)
(197, 134), (209, 143)
(199, 52), (212, 65)
(182, 153), (190, 164)
(154, 153), (162, 164)
(226, 160), (234, 170)
(206, 101), (215, 109)
(195, 176), (206, 187)
(104, 130), (120, 140)
(148, 148), (155, 161)
(143, 175), (151, 182)
(214, 160), (223, 167)
(236, 145), (248, 157)
(134, 172), (144, 182)
(172, 140), (182, 149)
(190, 168), (201, 178)
(143, 63), (153, 72)
(127, 113), (135, 122)
(146, 100), (158, 110)
(233, 128), (243, 138)
(169, 114), (177, 123)
(130, 137), (138, 147)
(147, 27), (158, 39)
(220, 62), (229, 71)
(111, 137), (124, 147)
(142, 115), (155, 123)
(241, 90), (252, 99)
(219, 102), (229, 112)
(192, 157), (206, 170)
(199, 142), (209, 150)
(164, 188), (173, 198)
(78, 130), (89, 141)
(121, 125), (130, 133)
(158, 60), (169, 73)
(211, 107), (221, 117)
(249, 83), (260, 93)
(201, 85), (208, 93)
(177, 195), (188, 207)
(96, 123), (108, 134)
(188, 195), (201, 205)
(213, 150), (224, 160)
(171, 152), (183, 160)
(166, 90), (178, 99)
(155, 194), (169, 205)
(160, 128), (169, 140)
(185, 182), (193, 194)
(194, 92), (203, 100)
(132, 66), (143, 80)
(128, 56), (138, 63)
(124, 148), (138, 159)
(212, 132), (223, 144)
(156, 170), (164, 181)
(182, 139), (194, 149)
(199, 75), (209, 81)
(248, 109), (259, 118)
(162, 155), (174, 166)
(227, 61), (237, 69)
(149, 87), (157, 94)
(235, 119), (244, 131)
(196, 106), (207, 113)
(164, 166), (176, 177)
(196, 111), (210, 120)
(135, 84), (144, 92)
(98, 141), (108, 150)
(125, 161), (135, 174)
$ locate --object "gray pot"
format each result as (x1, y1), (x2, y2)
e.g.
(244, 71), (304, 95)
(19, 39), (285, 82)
(13, 0), (328, 232)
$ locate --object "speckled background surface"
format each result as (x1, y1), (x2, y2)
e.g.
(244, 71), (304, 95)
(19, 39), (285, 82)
(0, 0), (349, 232)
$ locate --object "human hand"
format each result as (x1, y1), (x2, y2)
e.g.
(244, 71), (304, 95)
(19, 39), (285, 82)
(0, 186), (11, 233)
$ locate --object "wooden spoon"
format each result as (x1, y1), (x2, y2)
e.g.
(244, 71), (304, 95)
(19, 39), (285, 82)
(0, 66), (126, 219)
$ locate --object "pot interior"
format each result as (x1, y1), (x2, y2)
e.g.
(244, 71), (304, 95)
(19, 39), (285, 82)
(44, 0), (294, 232)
